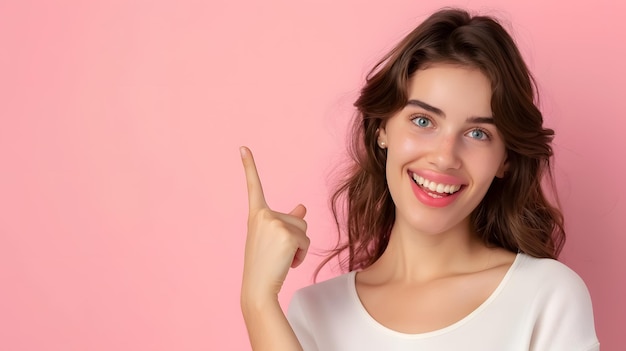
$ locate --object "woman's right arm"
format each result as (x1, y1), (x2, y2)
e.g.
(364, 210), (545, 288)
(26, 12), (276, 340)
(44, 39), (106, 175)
(239, 146), (309, 351)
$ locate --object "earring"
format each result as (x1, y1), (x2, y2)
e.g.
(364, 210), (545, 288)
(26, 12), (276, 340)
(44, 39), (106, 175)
(378, 140), (387, 149)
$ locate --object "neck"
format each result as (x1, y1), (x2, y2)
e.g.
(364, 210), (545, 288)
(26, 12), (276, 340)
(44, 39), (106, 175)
(367, 217), (490, 283)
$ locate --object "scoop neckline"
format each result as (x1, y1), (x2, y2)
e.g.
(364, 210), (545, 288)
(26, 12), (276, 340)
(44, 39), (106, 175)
(348, 252), (523, 339)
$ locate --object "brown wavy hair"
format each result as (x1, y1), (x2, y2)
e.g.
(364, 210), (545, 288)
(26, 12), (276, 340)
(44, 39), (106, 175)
(317, 8), (565, 275)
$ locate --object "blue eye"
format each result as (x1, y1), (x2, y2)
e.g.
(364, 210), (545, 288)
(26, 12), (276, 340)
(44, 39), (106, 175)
(468, 128), (489, 140)
(412, 116), (432, 128)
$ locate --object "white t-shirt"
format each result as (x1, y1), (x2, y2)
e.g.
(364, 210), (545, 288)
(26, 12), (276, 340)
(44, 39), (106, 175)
(287, 253), (599, 351)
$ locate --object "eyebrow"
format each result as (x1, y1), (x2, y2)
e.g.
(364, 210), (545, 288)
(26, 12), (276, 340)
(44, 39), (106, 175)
(406, 99), (494, 124)
(406, 99), (444, 116)
(466, 116), (495, 125)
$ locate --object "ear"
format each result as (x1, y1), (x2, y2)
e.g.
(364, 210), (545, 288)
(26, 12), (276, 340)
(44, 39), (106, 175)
(495, 157), (509, 178)
(377, 126), (388, 149)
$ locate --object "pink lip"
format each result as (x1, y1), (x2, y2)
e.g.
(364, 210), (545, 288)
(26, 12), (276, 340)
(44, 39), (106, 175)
(408, 170), (465, 208)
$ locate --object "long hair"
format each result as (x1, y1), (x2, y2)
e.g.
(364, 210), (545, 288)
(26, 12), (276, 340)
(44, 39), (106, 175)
(317, 8), (565, 275)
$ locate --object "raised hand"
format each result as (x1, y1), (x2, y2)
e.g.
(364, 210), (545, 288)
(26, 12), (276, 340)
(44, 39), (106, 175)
(240, 146), (310, 304)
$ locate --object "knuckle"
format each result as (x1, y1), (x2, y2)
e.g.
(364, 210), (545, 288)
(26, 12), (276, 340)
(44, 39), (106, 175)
(279, 233), (296, 245)
(257, 208), (274, 221)
(268, 217), (286, 230)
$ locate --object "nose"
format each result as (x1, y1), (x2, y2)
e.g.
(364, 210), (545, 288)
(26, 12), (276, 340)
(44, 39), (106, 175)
(427, 134), (461, 170)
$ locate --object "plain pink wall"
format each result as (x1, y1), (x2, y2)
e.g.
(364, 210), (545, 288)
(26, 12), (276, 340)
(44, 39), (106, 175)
(1, 0), (624, 350)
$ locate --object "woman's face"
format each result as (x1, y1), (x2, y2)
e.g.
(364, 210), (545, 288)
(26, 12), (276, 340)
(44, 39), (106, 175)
(378, 63), (508, 236)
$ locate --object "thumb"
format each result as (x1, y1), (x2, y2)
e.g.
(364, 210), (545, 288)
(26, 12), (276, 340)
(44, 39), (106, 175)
(288, 204), (307, 219)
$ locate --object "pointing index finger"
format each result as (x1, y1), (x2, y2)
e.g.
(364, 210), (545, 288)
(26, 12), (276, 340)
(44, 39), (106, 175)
(240, 146), (267, 210)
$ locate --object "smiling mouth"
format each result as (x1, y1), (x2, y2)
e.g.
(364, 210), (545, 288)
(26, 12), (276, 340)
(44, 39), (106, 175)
(411, 173), (463, 198)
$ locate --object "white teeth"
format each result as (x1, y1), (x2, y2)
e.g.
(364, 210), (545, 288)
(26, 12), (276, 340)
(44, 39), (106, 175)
(411, 173), (462, 194)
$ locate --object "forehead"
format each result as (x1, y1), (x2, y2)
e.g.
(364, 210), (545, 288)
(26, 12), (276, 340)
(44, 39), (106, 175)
(407, 64), (493, 116)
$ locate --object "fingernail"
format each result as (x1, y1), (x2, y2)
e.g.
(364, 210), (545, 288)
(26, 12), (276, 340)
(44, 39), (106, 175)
(239, 146), (247, 158)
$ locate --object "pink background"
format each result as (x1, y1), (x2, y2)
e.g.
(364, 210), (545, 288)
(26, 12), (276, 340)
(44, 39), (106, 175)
(1, 0), (624, 350)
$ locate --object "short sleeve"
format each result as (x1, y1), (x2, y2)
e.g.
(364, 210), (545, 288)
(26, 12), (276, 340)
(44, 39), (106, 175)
(287, 290), (319, 351)
(529, 264), (599, 351)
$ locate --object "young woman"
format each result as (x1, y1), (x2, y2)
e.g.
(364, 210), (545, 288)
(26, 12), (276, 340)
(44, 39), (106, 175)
(240, 8), (599, 351)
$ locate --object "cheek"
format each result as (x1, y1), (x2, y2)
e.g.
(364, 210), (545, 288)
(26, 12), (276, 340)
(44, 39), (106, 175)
(390, 131), (428, 157)
(385, 136), (420, 179)
(464, 148), (507, 178)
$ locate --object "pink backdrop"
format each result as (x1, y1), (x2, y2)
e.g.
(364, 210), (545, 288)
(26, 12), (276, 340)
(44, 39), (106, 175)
(1, 0), (624, 350)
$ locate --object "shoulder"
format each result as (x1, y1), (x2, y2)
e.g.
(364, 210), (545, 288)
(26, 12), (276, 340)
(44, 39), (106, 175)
(512, 254), (594, 315)
(287, 272), (358, 349)
(288, 271), (358, 324)
(290, 271), (355, 308)
(514, 253), (590, 293)
(512, 254), (599, 350)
